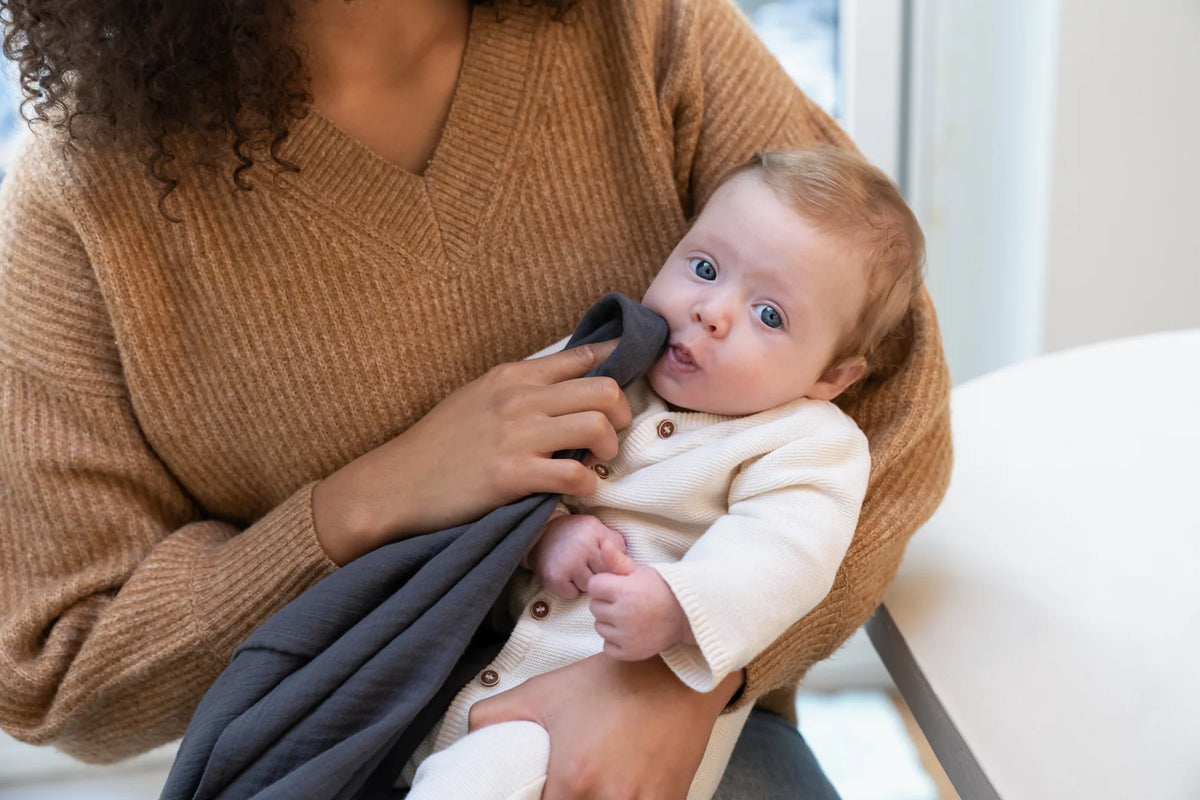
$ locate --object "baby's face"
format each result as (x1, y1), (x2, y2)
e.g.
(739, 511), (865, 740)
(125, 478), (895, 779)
(642, 172), (867, 415)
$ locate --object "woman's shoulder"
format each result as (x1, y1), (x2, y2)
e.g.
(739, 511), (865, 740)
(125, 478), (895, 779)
(2, 124), (159, 213)
(559, 0), (842, 207)
(0, 128), (103, 235)
(570, 0), (747, 29)
(3, 127), (72, 196)
(535, 0), (763, 84)
(566, 0), (758, 64)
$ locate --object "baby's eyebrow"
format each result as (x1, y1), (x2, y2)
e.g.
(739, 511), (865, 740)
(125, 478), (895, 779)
(689, 226), (736, 262)
(749, 266), (803, 309)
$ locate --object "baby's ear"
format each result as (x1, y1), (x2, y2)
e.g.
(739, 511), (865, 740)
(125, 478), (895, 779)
(808, 356), (868, 402)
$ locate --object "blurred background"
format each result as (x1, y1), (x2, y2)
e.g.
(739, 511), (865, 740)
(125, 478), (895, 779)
(1, 0), (1197, 797)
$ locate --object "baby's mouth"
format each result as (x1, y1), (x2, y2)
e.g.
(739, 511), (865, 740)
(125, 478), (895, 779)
(666, 343), (699, 372)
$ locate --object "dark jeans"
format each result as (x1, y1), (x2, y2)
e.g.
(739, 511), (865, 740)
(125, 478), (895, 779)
(713, 707), (842, 800)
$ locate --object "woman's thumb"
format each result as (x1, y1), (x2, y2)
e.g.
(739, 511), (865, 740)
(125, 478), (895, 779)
(467, 684), (535, 732)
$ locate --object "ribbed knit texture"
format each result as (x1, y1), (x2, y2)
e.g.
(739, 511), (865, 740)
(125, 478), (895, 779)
(0, 0), (950, 762)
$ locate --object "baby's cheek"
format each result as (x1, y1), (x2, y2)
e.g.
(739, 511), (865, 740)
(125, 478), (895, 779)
(718, 368), (776, 413)
(645, 360), (684, 405)
(644, 360), (667, 397)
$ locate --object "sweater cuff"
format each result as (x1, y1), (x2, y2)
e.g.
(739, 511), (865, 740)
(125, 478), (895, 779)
(190, 481), (338, 661)
(652, 562), (734, 693)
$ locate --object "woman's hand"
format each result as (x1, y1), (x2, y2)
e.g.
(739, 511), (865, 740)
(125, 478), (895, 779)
(311, 340), (630, 564)
(467, 654), (742, 800)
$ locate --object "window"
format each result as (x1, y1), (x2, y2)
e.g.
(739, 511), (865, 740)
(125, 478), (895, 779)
(0, 67), (23, 179)
(737, 0), (841, 121)
(739, 0), (906, 187)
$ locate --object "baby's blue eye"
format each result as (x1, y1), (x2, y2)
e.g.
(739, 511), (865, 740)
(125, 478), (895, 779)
(755, 304), (783, 329)
(689, 258), (717, 281)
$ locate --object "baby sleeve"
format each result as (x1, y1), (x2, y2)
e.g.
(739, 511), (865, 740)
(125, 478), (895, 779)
(652, 409), (870, 692)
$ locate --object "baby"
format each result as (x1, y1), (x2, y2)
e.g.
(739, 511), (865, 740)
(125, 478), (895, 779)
(404, 146), (925, 800)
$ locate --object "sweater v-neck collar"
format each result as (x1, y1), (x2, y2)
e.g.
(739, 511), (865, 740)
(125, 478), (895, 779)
(278, 4), (541, 274)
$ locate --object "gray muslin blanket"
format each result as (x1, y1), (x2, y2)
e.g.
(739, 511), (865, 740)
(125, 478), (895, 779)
(160, 294), (668, 800)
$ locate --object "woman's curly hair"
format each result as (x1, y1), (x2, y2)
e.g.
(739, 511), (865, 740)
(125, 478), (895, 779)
(0, 0), (572, 210)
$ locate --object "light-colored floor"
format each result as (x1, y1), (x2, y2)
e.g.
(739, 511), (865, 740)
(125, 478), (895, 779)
(796, 689), (960, 800)
(0, 739), (176, 800)
(0, 689), (959, 799)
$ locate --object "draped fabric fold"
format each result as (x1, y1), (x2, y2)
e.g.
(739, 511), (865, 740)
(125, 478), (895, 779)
(160, 294), (668, 800)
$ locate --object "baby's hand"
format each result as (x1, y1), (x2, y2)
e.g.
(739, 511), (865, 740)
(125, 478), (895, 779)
(527, 514), (630, 599)
(588, 540), (695, 661)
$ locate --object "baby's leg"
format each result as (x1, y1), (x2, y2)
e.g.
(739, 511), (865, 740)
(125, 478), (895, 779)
(406, 720), (550, 800)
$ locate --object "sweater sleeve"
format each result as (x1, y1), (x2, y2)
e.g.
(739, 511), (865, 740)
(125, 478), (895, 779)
(656, 0), (953, 706)
(0, 136), (338, 763)
(655, 0), (854, 217)
(654, 410), (869, 693)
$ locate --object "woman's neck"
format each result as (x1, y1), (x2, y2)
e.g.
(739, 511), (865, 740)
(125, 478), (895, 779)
(294, 0), (471, 99)
(291, 0), (473, 172)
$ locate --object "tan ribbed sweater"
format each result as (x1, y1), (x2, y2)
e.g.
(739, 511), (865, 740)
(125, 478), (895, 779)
(0, 0), (950, 764)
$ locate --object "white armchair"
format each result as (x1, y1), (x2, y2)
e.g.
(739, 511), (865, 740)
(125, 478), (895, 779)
(869, 329), (1200, 800)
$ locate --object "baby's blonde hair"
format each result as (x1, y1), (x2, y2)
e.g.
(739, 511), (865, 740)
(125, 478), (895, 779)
(717, 147), (925, 373)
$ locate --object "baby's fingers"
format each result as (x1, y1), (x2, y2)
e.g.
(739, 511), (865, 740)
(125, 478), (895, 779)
(593, 536), (637, 577)
(594, 619), (621, 646)
(587, 571), (621, 603)
(544, 576), (581, 600)
(593, 617), (641, 661)
(590, 604), (621, 641)
(568, 562), (597, 597)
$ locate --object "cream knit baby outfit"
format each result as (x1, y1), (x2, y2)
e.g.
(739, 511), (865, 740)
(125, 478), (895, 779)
(405, 376), (869, 799)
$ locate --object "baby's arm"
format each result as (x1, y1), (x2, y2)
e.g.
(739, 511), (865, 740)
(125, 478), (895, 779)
(524, 512), (630, 600)
(653, 410), (870, 692)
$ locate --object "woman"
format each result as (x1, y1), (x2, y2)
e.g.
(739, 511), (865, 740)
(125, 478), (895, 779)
(0, 0), (951, 797)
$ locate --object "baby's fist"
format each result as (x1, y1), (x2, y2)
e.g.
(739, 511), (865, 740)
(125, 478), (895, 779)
(527, 514), (630, 599)
(588, 562), (692, 661)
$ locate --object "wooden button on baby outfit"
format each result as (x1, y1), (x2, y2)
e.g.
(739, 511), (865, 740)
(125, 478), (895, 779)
(593, 464), (610, 479)
(657, 420), (675, 438)
(531, 600), (550, 619)
(480, 669), (500, 687)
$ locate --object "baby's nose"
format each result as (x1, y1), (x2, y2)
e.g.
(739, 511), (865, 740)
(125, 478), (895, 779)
(692, 304), (731, 337)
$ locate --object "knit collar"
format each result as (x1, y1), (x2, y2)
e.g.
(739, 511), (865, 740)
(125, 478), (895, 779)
(626, 376), (824, 434)
(277, 3), (543, 274)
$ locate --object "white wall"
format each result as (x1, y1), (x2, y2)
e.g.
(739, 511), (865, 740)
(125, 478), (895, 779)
(1043, 0), (1200, 352)
(906, 0), (1059, 385)
(908, 0), (1200, 383)
(840, 0), (906, 183)
(785, 0), (1200, 694)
